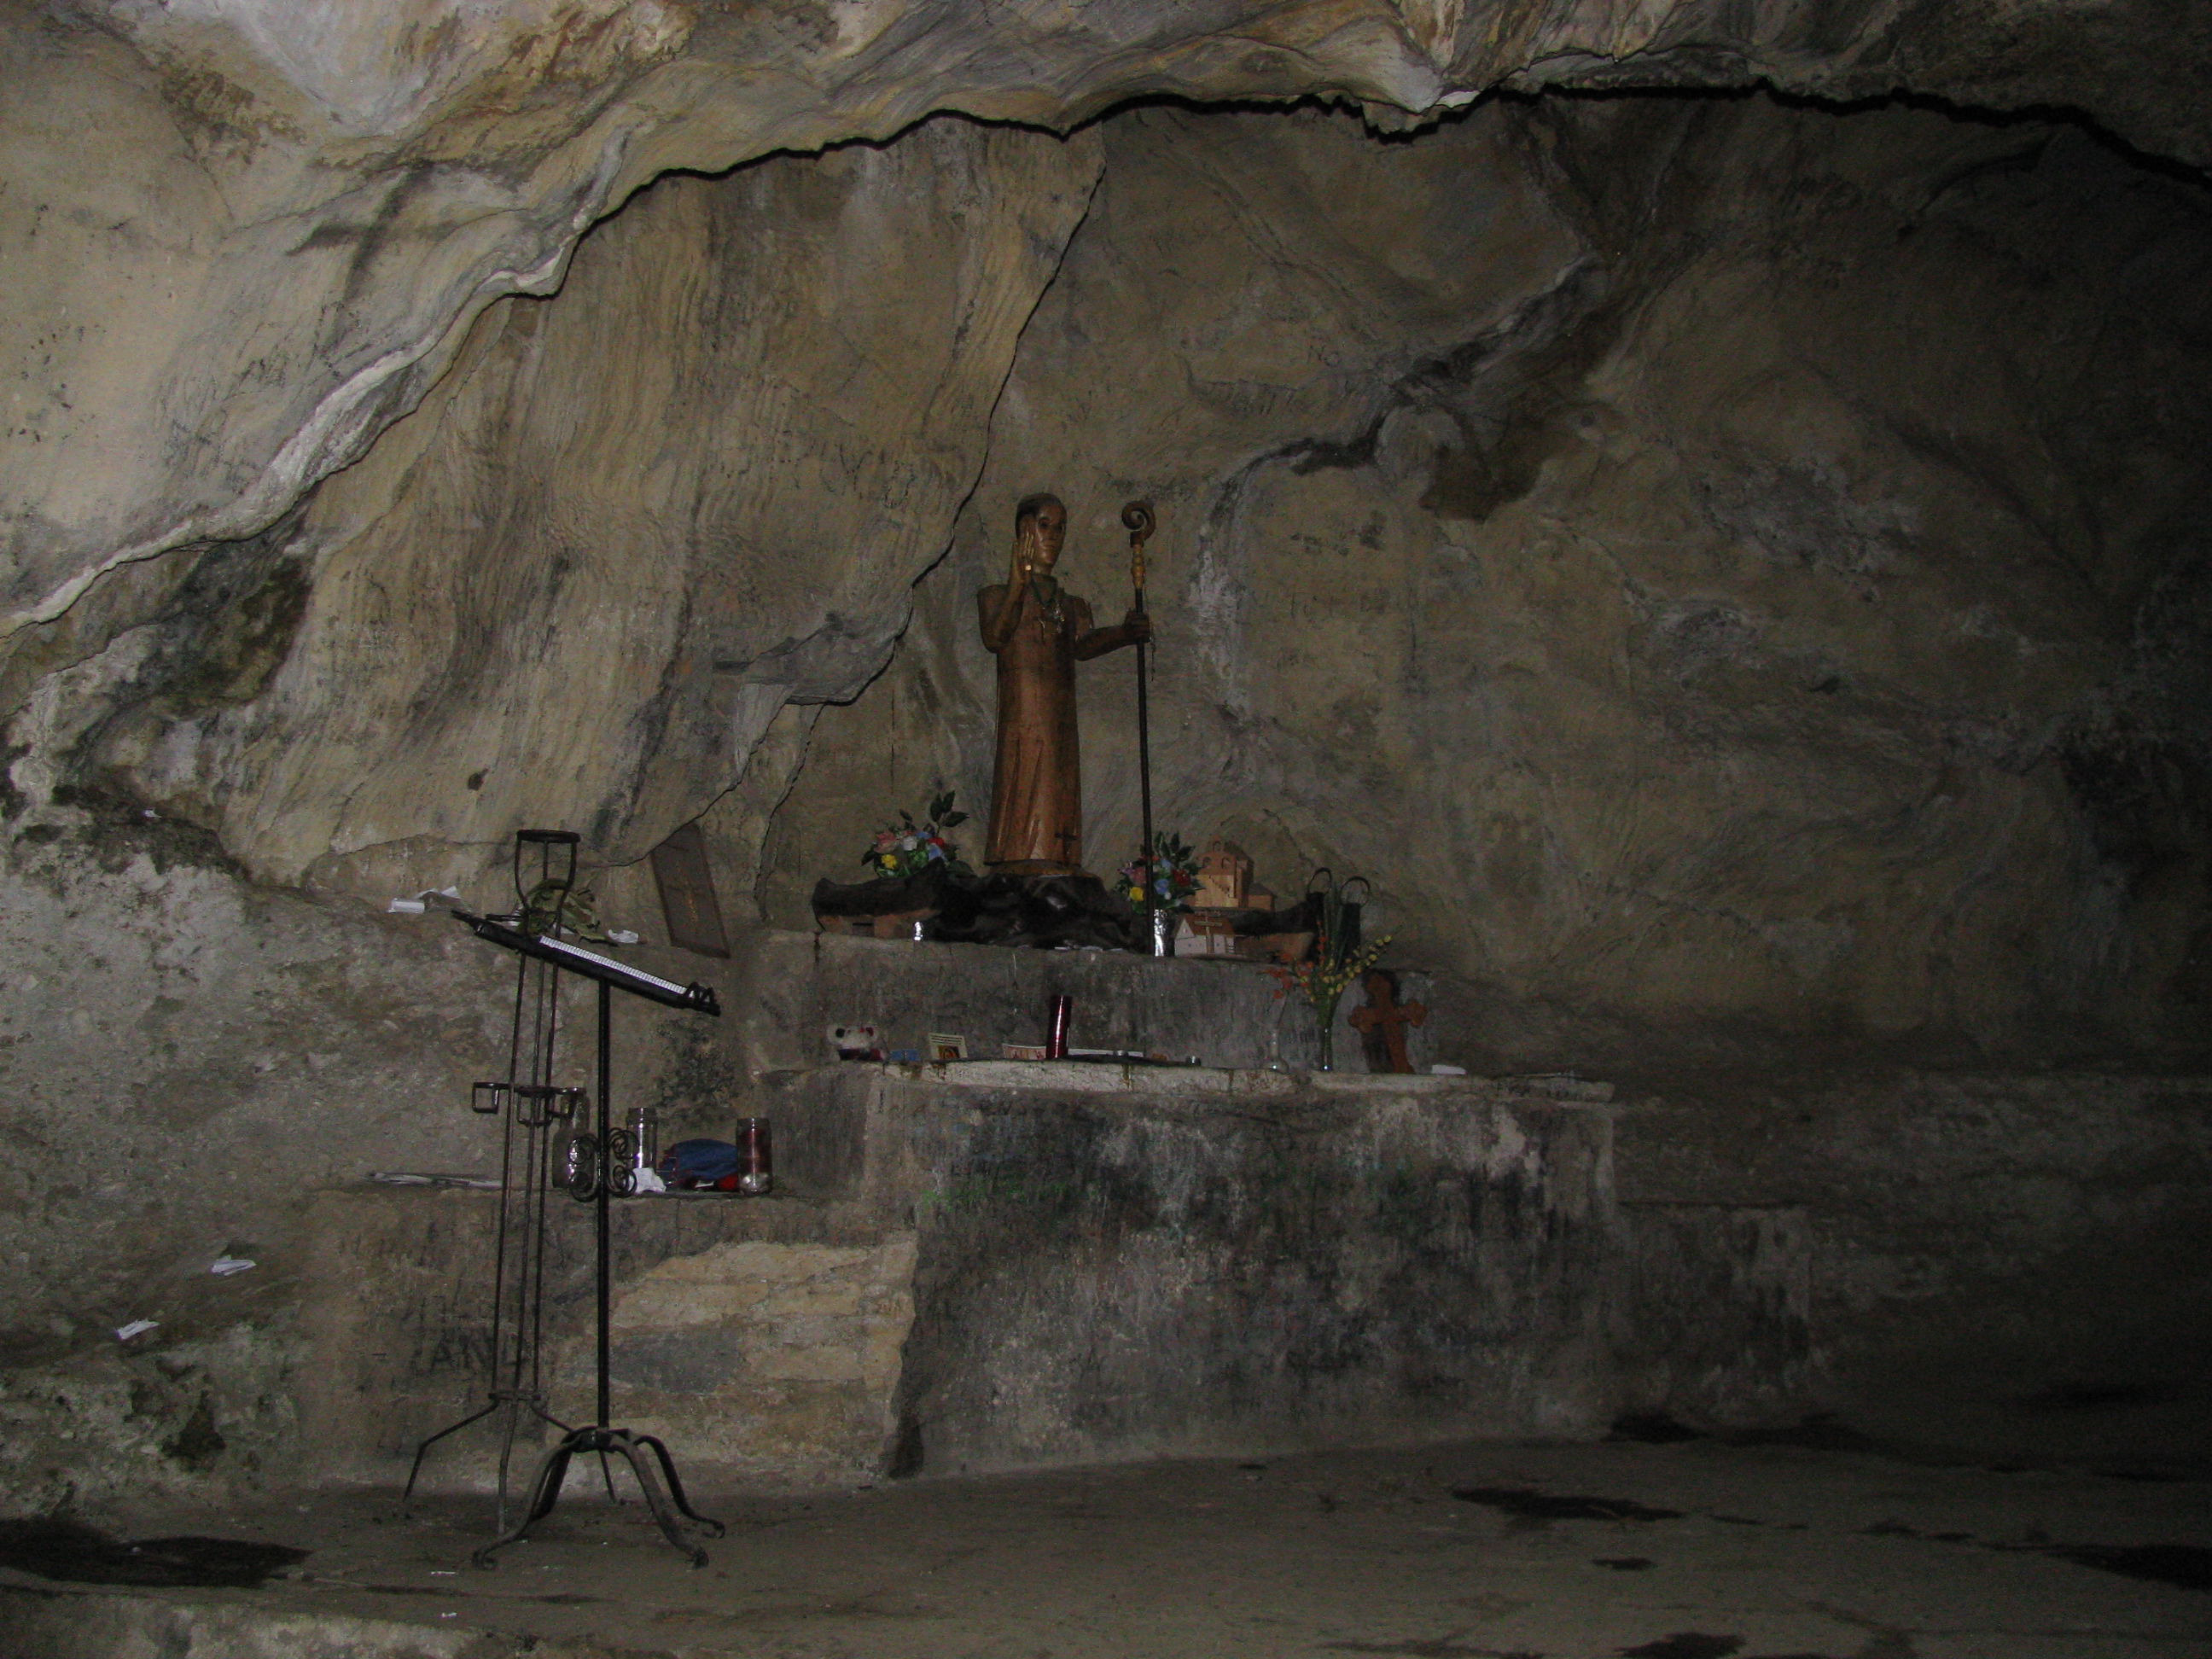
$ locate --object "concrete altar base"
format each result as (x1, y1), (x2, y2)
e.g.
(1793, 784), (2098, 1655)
(298, 1065), (1647, 1491)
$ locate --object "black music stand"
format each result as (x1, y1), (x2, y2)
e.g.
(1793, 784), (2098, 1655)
(405, 831), (586, 1528)
(432, 832), (729, 1569)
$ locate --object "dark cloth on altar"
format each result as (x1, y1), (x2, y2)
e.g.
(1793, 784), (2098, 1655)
(810, 864), (1138, 950)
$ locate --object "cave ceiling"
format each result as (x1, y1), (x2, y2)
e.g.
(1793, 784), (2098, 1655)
(3, 0), (2209, 645)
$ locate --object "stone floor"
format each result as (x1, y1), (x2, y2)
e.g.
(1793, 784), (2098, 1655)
(3, 1433), (2206, 1658)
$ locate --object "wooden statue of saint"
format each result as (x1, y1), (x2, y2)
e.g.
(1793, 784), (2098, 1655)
(977, 493), (1150, 874)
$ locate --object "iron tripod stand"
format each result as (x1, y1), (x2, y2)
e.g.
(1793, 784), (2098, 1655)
(407, 830), (725, 1569)
(472, 978), (725, 1569)
(399, 1081), (587, 1526)
(405, 831), (590, 1530)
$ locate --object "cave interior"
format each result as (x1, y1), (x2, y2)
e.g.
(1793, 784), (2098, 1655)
(1, 4), (2209, 1654)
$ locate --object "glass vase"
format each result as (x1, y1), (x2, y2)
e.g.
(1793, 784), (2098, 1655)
(1313, 992), (1341, 1071)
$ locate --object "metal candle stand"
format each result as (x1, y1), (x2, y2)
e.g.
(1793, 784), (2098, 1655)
(405, 830), (728, 1569)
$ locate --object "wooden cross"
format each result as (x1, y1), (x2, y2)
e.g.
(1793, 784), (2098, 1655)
(1348, 969), (1426, 1074)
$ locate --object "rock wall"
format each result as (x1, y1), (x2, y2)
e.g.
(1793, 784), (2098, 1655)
(0, 812), (513, 1512)
(769, 93), (2212, 1069)
(3, 73), (2209, 1506)
(299, 1188), (916, 1492)
(7, 0), (2209, 698)
(69, 116), (1102, 886)
(0, 114), (1102, 1505)
(1619, 1070), (2212, 1465)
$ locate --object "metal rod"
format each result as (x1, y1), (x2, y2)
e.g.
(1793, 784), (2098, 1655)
(1121, 501), (1159, 955)
(530, 966), (558, 1400)
(1138, 644), (1156, 950)
(596, 979), (612, 1429)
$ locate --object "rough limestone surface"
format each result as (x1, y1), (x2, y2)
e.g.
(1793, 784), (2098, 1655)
(600, 1232), (918, 1485)
(1617, 1202), (1814, 1429)
(4, 3), (2212, 1511)
(773, 95), (2212, 1068)
(297, 1188), (916, 1490)
(74, 116), (1103, 884)
(6, 0), (2210, 683)
(0, 811), (513, 1511)
(867, 1068), (1619, 1471)
(1618, 1069), (2212, 1462)
(293, 1068), (1621, 1488)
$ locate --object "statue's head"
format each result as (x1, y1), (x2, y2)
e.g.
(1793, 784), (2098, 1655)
(1014, 492), (1067, 570)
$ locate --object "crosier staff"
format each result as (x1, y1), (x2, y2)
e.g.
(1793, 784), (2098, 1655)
(1121, 499), (1163, 956)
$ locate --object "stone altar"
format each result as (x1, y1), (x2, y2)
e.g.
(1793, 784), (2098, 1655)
(691, 928), (1435, 1081)
(297, 1065), (1623, 1489)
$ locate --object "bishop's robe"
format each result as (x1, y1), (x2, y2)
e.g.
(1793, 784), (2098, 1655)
(977, 576), (1096, 873)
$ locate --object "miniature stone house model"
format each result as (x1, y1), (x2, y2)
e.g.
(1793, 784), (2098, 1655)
(3, 4), (2211, 1649)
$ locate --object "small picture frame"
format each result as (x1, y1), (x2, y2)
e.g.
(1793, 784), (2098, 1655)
(927, 1031), (969, 1062)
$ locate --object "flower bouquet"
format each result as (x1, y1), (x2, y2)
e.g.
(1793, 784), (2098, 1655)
(863, 790), (972, 882)
(1117, 830), (1199, 912)
(1269, 870), (1383, 1071)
